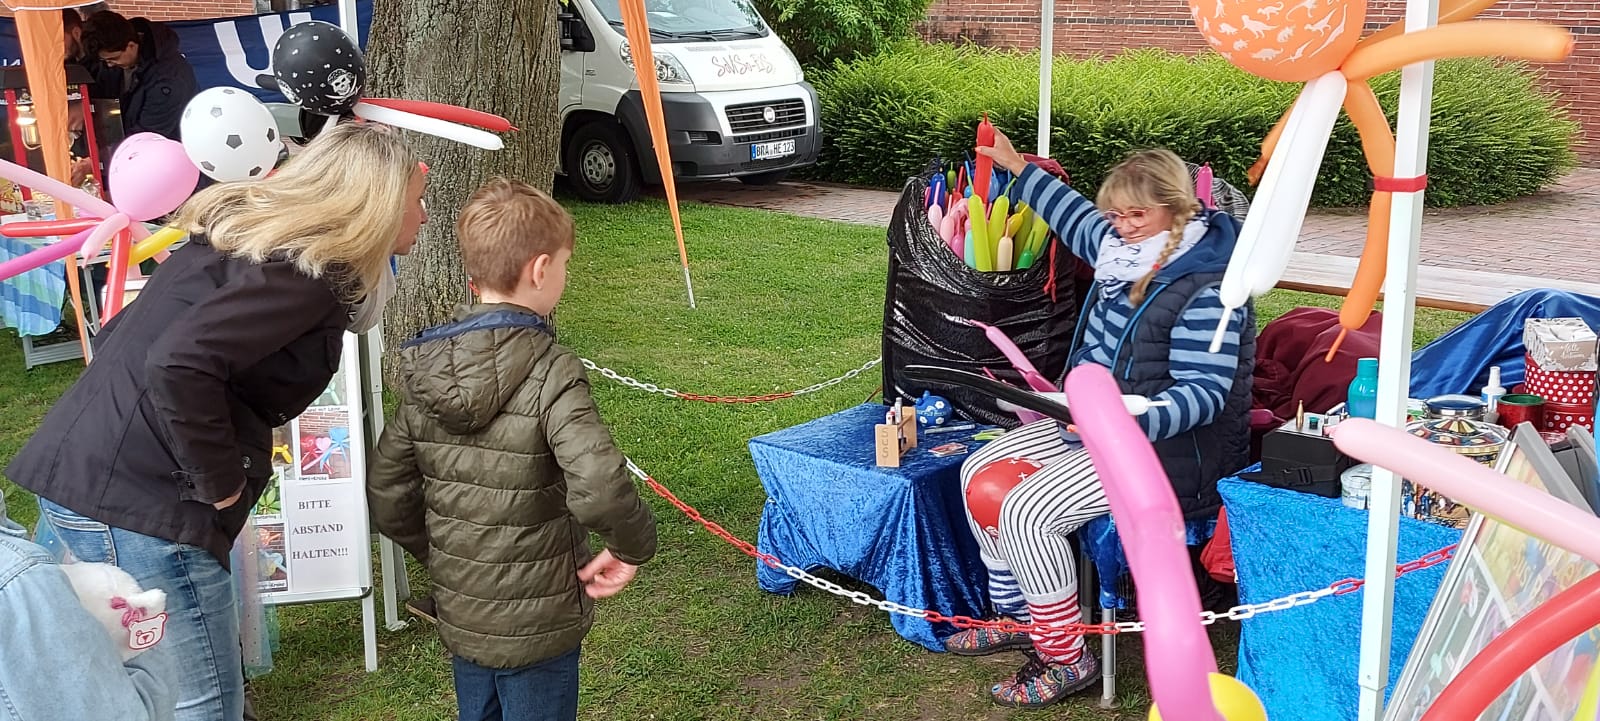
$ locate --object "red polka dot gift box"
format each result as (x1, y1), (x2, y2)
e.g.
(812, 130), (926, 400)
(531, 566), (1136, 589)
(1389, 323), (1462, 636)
(1523, 318), (1598, 410)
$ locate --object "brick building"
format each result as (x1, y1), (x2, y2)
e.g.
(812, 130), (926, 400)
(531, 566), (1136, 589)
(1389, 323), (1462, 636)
(920, 1), (1600, 162)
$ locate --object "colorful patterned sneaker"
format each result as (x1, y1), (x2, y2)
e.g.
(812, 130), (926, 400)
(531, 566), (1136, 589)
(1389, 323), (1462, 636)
(944, 618), (1034, 656)
(990, 651), (1100, 708)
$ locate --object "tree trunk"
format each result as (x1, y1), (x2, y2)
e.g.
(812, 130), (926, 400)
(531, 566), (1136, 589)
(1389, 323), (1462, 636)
(368, 0), (562, 376)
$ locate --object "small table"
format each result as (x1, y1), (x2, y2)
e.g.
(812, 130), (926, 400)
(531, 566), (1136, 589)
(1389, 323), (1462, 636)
(1220, 477), (1462, 721)
(751, 403), (994, 651)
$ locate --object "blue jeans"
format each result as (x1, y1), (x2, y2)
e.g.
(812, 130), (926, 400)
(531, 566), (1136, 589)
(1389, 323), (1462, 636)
(452, 646), (581, 721)
(35, 498), (243, 721)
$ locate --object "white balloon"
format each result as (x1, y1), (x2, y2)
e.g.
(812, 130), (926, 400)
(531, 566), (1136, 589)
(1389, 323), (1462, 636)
(1209, 72), (1347, 352)
(180, 87), (284, 182)
(352, 102), (505, 151)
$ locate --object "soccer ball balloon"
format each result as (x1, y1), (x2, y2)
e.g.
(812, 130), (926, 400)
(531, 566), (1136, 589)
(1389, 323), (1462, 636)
(180, 87), (284, 182)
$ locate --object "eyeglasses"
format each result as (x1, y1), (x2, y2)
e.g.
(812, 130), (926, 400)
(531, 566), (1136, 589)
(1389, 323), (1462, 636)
(1102, 206), (1164, 224)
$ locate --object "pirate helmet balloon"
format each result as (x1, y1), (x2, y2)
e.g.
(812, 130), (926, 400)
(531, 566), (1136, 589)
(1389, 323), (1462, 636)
(272, 21), (365, 115)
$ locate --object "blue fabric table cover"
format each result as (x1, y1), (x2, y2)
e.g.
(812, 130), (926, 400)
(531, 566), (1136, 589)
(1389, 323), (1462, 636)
(1221, 477), (1463, 721)
(0, 233), (66, 337)
(751, 403), (993, 651)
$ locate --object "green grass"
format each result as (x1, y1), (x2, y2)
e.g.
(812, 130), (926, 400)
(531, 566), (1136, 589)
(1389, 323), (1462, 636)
(0, 199), (1469, 720)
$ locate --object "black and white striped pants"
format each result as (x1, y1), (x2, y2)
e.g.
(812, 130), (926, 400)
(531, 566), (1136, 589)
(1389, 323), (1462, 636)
(959, 419), (1110, 610)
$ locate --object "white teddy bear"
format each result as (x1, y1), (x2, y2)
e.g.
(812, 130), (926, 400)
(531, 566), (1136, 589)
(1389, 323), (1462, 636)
(57, 562), (168, 661)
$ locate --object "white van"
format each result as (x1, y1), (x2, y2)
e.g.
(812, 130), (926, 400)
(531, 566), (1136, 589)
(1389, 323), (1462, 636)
(556, 0), (822, 203)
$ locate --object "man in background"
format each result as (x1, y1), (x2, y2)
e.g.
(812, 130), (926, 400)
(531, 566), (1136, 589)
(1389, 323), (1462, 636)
(80, 11), (196, 141)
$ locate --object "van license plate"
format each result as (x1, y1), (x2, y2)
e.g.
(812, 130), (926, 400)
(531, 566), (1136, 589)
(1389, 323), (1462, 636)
(751, 140), (796, 161)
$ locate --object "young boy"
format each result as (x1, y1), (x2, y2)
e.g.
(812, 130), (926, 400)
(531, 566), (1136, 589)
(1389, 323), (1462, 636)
(367, 178), (658, 721)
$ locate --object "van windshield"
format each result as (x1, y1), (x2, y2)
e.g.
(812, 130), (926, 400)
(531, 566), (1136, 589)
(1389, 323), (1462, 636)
(593, 0), (769, 40)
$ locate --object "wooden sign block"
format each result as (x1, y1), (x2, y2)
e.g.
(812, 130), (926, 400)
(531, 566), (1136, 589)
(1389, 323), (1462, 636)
(874, 412), (918, 467)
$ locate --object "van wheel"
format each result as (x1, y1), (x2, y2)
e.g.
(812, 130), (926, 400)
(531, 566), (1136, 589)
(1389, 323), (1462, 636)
(568, 121), (641, 204)
(739, 169), (790, 186)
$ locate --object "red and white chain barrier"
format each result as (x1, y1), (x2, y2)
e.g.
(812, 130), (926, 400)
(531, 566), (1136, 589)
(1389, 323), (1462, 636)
(626, 458), (1458, 636)
(583, 357), (881, 404)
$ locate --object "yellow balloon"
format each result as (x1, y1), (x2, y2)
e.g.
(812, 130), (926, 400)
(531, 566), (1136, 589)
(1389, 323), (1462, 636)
(1149, 674), (1267, 721)
(128, 226), (186, 266)
(1573, 658), (1600, 721)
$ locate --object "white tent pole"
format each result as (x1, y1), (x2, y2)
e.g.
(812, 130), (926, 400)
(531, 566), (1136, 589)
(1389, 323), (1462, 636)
(338, 0), (360, 45)
(1036, 0), (1053, 157)
(1356, 0), (1437, 717)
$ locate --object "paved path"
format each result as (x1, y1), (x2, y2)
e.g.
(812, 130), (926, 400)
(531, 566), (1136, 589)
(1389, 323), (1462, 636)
(678, 169), (1600, 284)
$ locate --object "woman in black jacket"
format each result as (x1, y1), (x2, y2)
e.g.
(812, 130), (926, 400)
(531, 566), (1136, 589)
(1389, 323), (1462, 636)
(5, 121), (425, 721)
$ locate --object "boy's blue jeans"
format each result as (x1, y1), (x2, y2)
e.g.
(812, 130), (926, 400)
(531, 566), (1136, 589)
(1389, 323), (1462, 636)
(453, 646), (581, 721)
(34, 498), (243, 721)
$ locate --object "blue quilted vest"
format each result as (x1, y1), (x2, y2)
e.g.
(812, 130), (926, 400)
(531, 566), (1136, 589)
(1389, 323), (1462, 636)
(1068, 271), (1257, 519)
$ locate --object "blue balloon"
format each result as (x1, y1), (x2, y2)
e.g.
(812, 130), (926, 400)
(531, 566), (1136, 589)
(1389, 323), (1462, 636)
(915, 391), (954, 427)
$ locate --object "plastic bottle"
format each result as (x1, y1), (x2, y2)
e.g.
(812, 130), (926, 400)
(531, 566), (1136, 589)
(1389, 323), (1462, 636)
(1481, 366), (1507, 424)
(1347, 357), (1380, 420)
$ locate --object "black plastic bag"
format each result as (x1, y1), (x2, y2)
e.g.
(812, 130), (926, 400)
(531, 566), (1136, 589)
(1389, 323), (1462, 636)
(881, 167), (1079, 427)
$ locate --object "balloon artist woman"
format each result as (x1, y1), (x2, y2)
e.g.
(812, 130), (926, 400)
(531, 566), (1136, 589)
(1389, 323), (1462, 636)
(946, 129), (1257, 708)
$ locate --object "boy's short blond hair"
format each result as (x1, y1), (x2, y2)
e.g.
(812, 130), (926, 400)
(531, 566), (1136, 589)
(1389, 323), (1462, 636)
(457, 178), (575, 295)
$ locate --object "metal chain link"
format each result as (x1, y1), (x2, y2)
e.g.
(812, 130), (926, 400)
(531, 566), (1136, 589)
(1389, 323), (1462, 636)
(625, 458), (1460, 636)
(583, 357), (881, 403)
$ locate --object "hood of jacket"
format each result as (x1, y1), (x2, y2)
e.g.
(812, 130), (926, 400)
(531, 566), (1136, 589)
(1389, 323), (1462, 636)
(1152, 208), (1239, 283)
(132, 17), (185, 67)
(398, 304), (555, 435)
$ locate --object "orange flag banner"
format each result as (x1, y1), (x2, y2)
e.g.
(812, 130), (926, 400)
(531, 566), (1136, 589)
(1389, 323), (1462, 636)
(618, 0), (696, 307)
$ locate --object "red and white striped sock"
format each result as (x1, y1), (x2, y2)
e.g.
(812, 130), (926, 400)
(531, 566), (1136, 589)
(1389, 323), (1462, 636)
(1026, 594), (1085, 664)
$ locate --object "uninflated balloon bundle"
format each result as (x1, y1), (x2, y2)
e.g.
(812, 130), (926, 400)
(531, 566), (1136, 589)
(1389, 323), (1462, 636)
(882, 152), (1080, 427)
(923, 115), (1056, 273)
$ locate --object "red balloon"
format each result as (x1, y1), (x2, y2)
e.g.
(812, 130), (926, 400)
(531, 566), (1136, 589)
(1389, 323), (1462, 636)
(1422, 570), (1600, 721)
(1, 218), (98, 237)
(967, 457), (1044, 539)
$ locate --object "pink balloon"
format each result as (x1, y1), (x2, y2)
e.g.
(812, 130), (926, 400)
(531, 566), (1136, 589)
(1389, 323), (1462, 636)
(0, 158), (151, 243)
(108, 133), (200, 222)
(969, 319), (1056, 392)
(0, 227), (94, 282)
(1332, 419), (1600, 565)
(1063, 364), (1223, 721)
(75, 214), (130, 259)
(1196, 164), (1216, 210)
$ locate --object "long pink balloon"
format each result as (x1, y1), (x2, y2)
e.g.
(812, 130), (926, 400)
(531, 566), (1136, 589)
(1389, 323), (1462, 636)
(0, 159), (151, 242)
(969, 319), (1057, 392)
(1064, 364), (1222, 721)
(1332, 419), (1600, 565)
(0, 227), (94, 282)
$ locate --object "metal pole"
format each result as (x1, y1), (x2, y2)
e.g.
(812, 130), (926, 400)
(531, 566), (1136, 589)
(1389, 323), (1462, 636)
(1036, 0), (1054, 157)
(1355, 0), (1437, 717)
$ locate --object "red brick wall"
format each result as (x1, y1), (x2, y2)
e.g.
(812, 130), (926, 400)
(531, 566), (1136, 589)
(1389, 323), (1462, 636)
(106, 1), (257, 20)
(920, 0), (1600, 163)
(0, 1), (256, 20)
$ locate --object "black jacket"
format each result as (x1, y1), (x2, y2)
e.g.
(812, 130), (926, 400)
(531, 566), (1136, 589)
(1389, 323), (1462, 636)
(4, 236), (351, 565)
(123, 18), (196, 140)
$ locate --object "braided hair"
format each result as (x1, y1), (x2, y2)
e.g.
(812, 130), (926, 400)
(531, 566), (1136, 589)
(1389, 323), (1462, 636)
(1095, 149), (1203, 305)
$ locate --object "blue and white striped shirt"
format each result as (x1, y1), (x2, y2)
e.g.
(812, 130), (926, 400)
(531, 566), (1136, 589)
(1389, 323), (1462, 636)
(1017, 164), (1245, 442)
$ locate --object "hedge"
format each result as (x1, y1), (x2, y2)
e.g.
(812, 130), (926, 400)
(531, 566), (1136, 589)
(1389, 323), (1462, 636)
(808, 44), (1578, 207)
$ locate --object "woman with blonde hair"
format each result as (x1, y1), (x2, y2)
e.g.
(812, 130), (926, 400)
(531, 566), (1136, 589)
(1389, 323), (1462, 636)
(941, 130), (1256, 709)
(6, 120), (427, 721)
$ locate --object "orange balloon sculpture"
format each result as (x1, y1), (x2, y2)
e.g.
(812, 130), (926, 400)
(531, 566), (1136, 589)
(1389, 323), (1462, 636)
(1190, 0), (1573, 359)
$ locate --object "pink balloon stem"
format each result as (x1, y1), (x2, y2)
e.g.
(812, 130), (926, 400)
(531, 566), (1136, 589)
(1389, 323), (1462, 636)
(1065, 364), (1223, 721)
(1333, 419), (1600, 566)
(0, 228), (93, 283)
(968, 319), (1055, 391)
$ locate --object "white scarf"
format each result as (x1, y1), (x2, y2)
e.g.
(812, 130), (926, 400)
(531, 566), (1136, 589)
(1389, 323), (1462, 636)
(1094, 217), (1207, 300)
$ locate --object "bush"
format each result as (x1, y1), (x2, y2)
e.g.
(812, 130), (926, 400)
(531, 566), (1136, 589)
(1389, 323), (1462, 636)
(809, 44), (1578, 207)
(752, 0), (933, 68)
